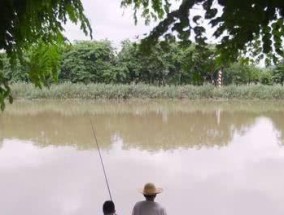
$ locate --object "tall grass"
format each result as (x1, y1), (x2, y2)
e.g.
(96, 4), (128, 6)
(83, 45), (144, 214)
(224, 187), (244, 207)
(10, 82), (284, 100)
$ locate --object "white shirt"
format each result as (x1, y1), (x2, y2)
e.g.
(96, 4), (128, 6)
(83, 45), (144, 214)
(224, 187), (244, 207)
(132, 200), (167, 215)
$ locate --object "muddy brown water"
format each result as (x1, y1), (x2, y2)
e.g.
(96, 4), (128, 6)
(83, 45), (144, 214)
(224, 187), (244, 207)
(0, 100), (284, 215)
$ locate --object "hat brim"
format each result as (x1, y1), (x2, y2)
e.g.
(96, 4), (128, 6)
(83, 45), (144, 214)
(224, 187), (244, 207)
(139, 188), (163, 195)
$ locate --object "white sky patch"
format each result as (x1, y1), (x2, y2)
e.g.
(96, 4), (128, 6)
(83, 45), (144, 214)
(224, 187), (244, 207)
(63, 0), (158, 47)
(63, 0), (224, 49)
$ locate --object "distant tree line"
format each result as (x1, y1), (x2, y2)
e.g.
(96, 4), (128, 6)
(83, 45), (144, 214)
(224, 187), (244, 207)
(1, 40), (284, 86)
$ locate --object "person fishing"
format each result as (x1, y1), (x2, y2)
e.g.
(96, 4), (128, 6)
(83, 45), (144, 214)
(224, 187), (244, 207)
(132, 182), (167, 215)
(103, 200), (116, 215)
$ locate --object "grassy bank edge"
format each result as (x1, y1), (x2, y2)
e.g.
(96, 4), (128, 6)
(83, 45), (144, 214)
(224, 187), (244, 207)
(10, 82), (284, 100)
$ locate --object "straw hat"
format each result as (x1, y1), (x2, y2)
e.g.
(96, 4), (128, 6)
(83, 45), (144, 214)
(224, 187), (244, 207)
(139, 183), (163, 195)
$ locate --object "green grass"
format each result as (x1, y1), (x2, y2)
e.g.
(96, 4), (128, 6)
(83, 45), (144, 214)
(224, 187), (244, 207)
(10, 82), (284, 100)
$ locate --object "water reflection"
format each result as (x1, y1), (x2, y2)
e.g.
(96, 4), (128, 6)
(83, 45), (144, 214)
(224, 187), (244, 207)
(0, 101), (284, 215)
(0, 100), (284, 149)
(0, 117), (284, 215)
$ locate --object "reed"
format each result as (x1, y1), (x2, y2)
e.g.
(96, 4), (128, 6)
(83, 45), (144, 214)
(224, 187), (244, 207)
(10, 82), (284, 100)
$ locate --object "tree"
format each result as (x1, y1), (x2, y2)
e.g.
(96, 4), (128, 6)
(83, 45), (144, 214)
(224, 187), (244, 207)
(272, 60), (284, 85)
(178, 45), (217, 85)
(118, 40), (172, 85)
(60, 40), (116, 83)
(117, 40), (142, 84)
(0, 0), (91, 55)
(223, 63), (258, 85)
(0, 53), (29, 83)
(0, 0), (91, 109)
(117, 40), (221, 85)
(122, 0), (284, 64)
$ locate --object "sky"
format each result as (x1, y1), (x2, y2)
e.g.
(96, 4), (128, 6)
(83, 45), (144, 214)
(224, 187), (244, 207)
(63, 0), (221, 48)
(63, 0), (159, 47)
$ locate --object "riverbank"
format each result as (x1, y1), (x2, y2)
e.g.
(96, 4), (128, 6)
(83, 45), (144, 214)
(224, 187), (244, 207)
(11, 82), (284, 100)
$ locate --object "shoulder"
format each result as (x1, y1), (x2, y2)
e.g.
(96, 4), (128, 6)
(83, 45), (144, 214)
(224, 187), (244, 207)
(155, 202), (167, 213)
(132, 201), (146, 213)
(134, 201), (146, 208)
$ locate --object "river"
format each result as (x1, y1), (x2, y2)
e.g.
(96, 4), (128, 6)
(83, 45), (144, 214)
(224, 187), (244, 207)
(0, 100), (284, 215)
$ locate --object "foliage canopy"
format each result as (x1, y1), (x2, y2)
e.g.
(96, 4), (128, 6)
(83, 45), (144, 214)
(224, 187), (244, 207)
(122, 0), (284, 63)
(0, 0), (91, 55)
(0, 0), (91, 109)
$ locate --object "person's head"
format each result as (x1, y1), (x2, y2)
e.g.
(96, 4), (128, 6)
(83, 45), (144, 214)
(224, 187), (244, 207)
(143, 194), (157, 201)
(103, 200), (115, 215)
(140, 183), (163, 201)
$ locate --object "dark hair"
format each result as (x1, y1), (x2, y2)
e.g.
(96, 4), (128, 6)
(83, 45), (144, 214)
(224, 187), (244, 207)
(103, 200), (115, 214)
(144, 194), (156, 201)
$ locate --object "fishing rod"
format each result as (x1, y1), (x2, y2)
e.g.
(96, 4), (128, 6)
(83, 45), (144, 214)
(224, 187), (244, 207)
(90, 119), (113, 201)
